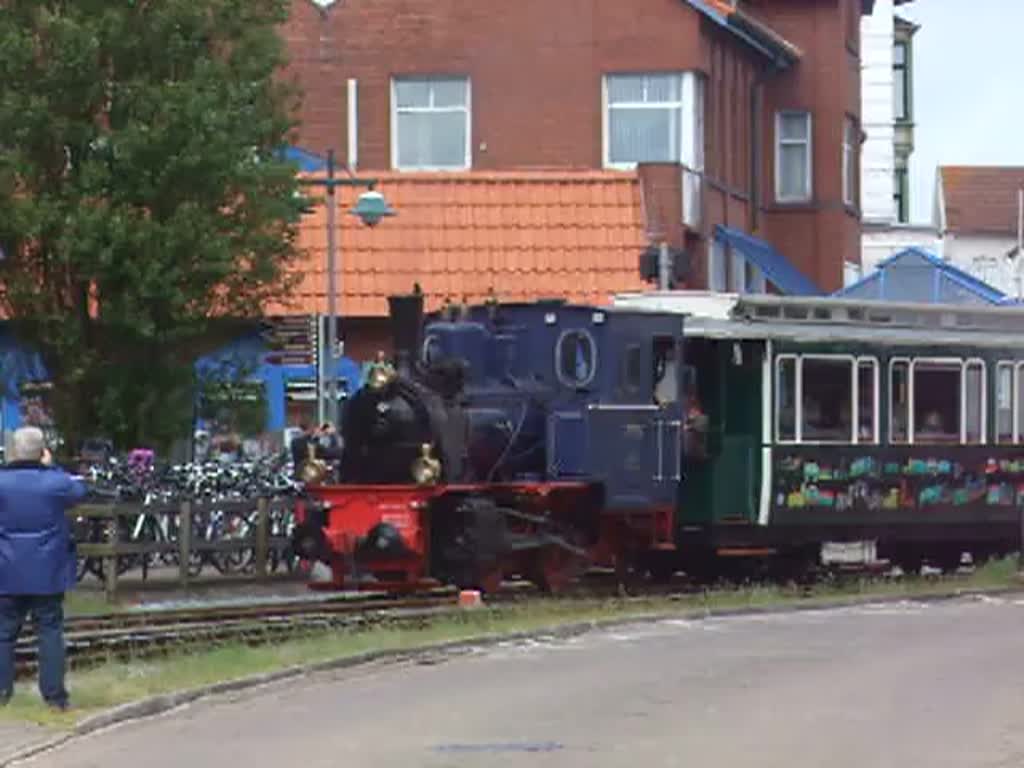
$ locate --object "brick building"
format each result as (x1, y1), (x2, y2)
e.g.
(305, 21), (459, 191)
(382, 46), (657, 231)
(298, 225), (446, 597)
(267, 0), (873, 380)
(281, 0), (869, 295)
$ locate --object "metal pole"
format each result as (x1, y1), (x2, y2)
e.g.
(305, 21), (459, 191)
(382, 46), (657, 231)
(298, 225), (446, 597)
(325, 150), (339, 426)
(1017, 188), (1023, 300)
(658, 241), (671, 291)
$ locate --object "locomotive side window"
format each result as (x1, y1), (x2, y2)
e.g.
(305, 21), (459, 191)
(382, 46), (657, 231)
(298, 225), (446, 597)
(622, 344), (644, 395)
(556, 329), (597, 388)
(422, 335), (443, 366)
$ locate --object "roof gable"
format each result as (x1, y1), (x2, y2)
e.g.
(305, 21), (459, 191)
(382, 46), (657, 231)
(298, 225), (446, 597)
(683, 0), (801, 68)
(834, 247), (1006, 305)
(939, 165), (1024, 235)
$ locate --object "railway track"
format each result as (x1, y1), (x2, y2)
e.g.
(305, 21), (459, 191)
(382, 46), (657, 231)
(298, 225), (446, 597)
(12, 562), (1000, 679)
(13, 590), (469, 678)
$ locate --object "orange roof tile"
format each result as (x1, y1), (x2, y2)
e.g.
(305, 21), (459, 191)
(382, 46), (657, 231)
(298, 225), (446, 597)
(267, 170), (650, 318)
(939, 166), (1024, 236)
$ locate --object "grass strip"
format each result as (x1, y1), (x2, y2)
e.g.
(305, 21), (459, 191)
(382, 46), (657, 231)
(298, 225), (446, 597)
(6, 557), (1022, 729)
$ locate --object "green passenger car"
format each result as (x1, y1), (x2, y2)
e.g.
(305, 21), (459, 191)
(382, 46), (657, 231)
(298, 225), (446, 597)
(615, 292), (1024, 578)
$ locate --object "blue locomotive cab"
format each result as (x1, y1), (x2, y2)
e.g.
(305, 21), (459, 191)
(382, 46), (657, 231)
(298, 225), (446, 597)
(420, 303), (686, 513)
(544, 307), (685, 513)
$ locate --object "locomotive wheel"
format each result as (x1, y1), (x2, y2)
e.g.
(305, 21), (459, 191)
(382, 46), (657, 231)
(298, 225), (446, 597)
(434, 497), (507, 594)
(531, 544), (585, 594)
(449, 561), (503, 594)
(643, 551), (679, 584)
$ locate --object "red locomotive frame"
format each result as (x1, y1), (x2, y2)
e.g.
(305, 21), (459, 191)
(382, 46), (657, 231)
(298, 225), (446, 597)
(296, 480), (675, 593)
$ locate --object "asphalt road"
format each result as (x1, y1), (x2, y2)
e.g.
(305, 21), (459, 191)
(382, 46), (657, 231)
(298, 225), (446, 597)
(24, 596), (1024, 768)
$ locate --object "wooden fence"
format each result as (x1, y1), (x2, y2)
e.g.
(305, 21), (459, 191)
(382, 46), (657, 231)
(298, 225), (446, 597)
(68, 499), (296, 600)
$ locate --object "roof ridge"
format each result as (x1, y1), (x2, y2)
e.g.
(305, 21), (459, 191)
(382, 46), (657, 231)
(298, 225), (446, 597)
(942, 165), (1024, 172)
(297, 169), (641, 184)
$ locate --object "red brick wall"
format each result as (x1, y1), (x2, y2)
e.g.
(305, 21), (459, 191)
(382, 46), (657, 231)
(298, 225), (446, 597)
(340, 318), (391, 362)
(282, 0), (862, 295)
(283, 0), (702, 170)
(752, 0), (862, 291)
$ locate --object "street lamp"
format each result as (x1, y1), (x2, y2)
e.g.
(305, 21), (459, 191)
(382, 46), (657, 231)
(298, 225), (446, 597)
(299, 149), (395, 426)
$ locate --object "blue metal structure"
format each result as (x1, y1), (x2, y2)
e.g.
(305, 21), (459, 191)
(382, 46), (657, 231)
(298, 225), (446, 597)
(0, 327), (365, 437)
(714, 225), (822, 297)
(194, 333), (363, 432)
(0, 330), (48, 434)
(834, 247), (1007, 305)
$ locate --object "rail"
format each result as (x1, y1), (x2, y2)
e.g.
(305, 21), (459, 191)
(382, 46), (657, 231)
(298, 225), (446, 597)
(69, 498), (299, 601)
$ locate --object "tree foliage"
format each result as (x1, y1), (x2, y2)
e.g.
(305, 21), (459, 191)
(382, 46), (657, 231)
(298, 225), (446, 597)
(0, 0), (306, 452)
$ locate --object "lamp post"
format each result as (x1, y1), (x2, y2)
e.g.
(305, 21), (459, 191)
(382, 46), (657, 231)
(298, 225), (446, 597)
(299, 149), (395, 426)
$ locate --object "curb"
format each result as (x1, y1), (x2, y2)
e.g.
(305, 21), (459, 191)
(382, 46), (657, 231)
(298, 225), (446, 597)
(3, 584), (1022, 766)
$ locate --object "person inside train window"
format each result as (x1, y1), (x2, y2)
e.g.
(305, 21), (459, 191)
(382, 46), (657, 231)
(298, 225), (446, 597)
(912, 364), (960, 443)
(684, 395), (709, 460)
(802, 359), (853, 442)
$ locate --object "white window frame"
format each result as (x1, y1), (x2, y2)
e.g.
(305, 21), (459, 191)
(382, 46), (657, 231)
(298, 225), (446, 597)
(602, 72), (684, 170)
(843, 261), (862, 287)
(774, 353), (864, 445)
(888, 357), (912, 444)
(708, 238), (727, 292)
(390, 76), (472, 171)
(996, 361), (1014, 444)
(775, 354), (800, 444)
(774, 111), (812, 203)
(855, 357), (880, 445)
(1015, 361), (1024, 443)
(962, 358), (987, 445)
(842, 117), (856, 207)
(904, 357), (984, 445)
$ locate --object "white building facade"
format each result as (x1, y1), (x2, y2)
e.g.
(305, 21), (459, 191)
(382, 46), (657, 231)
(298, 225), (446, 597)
(934, 166), (1024, 300)
(857, 0), (935, 281)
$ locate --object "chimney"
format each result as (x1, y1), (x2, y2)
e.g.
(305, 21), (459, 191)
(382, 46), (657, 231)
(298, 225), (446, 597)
(387, 292), (425, 376)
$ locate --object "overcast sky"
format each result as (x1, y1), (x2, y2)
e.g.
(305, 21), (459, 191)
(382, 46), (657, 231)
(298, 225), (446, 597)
(900, 2), (1023, 223)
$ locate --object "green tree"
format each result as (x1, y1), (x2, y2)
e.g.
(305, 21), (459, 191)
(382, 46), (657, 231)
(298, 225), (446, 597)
(0, 0), (306, 453)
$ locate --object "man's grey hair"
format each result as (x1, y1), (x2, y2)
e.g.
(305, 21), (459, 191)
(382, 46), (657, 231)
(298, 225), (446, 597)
(11, 426), (46, 462)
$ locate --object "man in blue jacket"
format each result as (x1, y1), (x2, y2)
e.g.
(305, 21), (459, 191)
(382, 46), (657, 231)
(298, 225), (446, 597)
(0, 426), (86, 710)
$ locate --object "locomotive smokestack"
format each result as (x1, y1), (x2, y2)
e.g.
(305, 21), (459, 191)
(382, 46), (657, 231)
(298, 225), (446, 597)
(387, 291), (424, 376)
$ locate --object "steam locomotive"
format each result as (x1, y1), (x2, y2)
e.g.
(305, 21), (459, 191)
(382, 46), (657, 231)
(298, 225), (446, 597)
(291, 292), (686, 592)
(292, 288), (1024, 593)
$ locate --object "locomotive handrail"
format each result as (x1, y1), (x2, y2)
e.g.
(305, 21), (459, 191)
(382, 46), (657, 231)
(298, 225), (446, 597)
(586, 403), (661, 412)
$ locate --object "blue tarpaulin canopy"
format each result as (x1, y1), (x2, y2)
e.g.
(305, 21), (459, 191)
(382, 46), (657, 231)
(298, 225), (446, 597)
(194, 334), (363, 431)
(277, 145), (327, 173)
(0, 331), (48, 399)
(714, 226), (821, 296)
